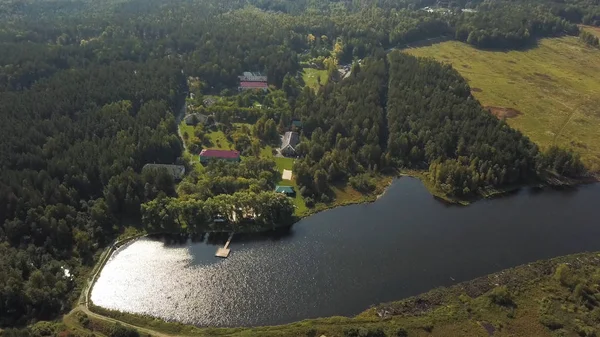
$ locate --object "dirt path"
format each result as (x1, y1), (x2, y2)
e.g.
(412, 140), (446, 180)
(68, 305), (175, 337)
(65, 237), (179, 337)
(548, 94), (590, 144)
(176, 99), (188, 153)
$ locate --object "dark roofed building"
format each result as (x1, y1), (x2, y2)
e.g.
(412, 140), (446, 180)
(199, 149), (241, 165)
(281, 131), (300, 157)
(142, 164), (186, 181)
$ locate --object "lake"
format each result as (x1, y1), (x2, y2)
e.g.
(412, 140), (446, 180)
(91, 177), (600, 327)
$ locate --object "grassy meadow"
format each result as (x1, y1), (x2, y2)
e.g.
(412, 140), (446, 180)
(302, 68), (329, 92)
(406, 37), (600, 171)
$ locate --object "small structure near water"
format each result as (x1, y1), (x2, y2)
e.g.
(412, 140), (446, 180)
(215, 233), (234, 258)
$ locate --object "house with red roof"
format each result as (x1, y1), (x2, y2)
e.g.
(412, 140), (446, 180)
(239, 81), (268, 91)
(199, 149), (241, 165)
(238, 71), (268, 91)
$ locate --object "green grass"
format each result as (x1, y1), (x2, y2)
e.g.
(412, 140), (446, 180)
(206, 130), (234, 150)
(73, 251), (600, 337)
(407, 37), (600, 172)
(179, 122), (195, 140)
(302, 67), (329, 91)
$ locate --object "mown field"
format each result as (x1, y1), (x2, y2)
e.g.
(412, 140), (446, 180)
(406, 37), (600, 171)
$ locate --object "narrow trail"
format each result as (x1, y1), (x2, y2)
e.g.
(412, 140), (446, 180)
(548, 94), (590, 144)
(68, 305), (176, 337)
(64, 237), (182, 337)
(176, 98), (189, 153)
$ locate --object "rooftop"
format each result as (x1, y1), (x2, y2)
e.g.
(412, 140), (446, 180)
(238, 72), (267, 82)
(282, 131), (300, 149)
(199, 149), (240, 159)
(240, 81), (268, 88)
(275, 186), (295, 194)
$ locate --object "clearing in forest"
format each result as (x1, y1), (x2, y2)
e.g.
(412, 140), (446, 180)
(302, 67), (329, 91)
(407, 37), (600, 171)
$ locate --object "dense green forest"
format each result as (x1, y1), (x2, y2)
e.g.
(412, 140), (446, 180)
(0, 0), (592, 332)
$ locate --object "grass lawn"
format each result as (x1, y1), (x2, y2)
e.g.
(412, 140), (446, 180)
(302, 67), (329, 91)
(206, 130), (234, 150)
(406, 37), (600, 171)
(179, 122), (195, 141)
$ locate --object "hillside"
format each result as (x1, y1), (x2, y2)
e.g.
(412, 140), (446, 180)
(407, 37), (600, 172)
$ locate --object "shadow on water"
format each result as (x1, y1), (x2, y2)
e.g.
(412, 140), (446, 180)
(232, 226), (295, 244)
(147, 226), (295, 249)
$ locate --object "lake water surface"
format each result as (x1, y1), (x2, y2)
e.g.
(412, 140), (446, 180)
(91, 178), (600, 327)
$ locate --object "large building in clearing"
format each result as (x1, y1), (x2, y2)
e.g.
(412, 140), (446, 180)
(238, 71), (268, 91)
(199, 149), (241, 165)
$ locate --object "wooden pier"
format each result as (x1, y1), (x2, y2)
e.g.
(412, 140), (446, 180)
(215, 233), (234, 258)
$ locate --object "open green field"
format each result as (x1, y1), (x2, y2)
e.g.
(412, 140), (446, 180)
(302, 67), (329, 91)
(407, 37), (600, 171)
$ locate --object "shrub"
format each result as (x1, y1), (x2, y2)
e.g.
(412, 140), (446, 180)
(488, 286), (513, 306)
(349, 173), (376, 193)
(396, 328), (409, 337)
(539, 315), (564, 330)
(109, 324), (139, 337)
(591, 308), (600, 323)
(305, 197), (315, 207)
(554, 264), (577, 288)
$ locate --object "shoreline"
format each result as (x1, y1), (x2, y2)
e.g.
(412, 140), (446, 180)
(78, 174), (599, 334)
(76, 250), (600, 336)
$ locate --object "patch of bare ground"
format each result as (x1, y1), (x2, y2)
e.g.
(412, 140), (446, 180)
(486, 106), (522, 119)
(471, 87), (483, 92)
(480, 322), (496, 336)
(462, 64), (471, 68)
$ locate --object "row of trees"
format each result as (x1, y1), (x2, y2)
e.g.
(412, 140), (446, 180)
(455, 4), (579, 49)
(141, 191), (295, 233)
